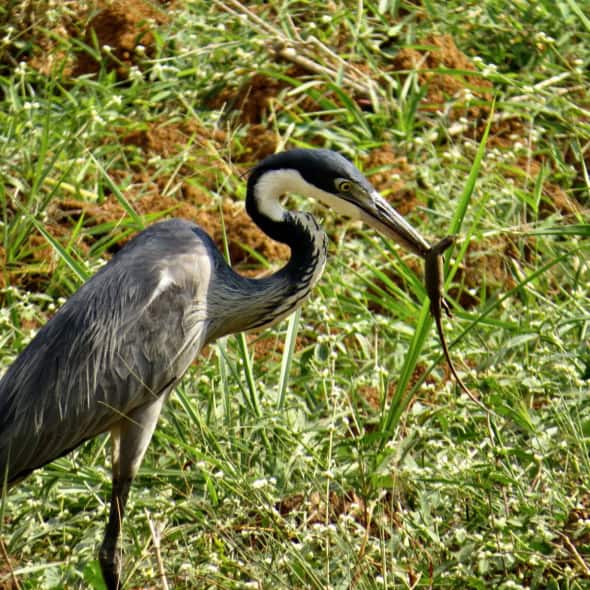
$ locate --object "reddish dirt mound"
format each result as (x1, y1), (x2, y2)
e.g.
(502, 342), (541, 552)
(278, 489), (369, 527)
(73, 0), (169, 78)
(565, 493), (590, 552)
(238, 124), (279, 163)
(120, 118), (279, 167)
(0, 566), (17, 590)
(210, 72), (286, 125)
(18, 0), (169, 78)
(121, 121), (224, 160)
(510, 157), (581, 216)
(246, 332), (311, 366)
(392, 34), (493, 117)
(113, 119), (288, 265)
(48, 186), (289, 268)
(2, 112), (287, 298)
(452, 234), (541, 310)
(357, 361), (449, 410)
(208, 66), (322, 125)
(119, 119), (228, 191)
(365, 145), (418, 216)
(390, 35), (582, 222)
(462, 238), (518, 290)
(482, 116), (530, 152)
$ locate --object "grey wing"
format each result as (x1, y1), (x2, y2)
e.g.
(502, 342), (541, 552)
(0, 219), (212, 484)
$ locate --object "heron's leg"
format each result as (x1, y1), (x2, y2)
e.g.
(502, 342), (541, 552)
(99, 395), (168, 590)
(99, 456), (131, 590)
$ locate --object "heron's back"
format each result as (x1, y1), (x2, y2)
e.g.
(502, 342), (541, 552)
(0, 219), (214, 484)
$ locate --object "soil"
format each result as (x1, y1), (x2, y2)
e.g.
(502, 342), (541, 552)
(209, 72), (287, 125)
(113, 119), (289, 266)
(278, 488), (369, 527)
(238, 124), (280, 163)
(246, 332), (311, 367)
(47, 173), (290, 269)
(391, 34), (493, 119)
(17, 0), (170, 78)
(365, 145), (419, 216)
(208, 66), (322, 126)
(369, 232), (536, 314)
(565, 493), (590, 550)
(511, 157), (582, 216)
(72, 0), (169, 78)
(388, 33), (585, 216)
(358, 363), (431, 411)
(452, 237), (519, 308)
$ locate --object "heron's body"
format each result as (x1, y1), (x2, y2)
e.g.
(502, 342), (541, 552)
(1, 221), (211, 482)
(0, 217), (328, 485)
(0, 148), (430, 589)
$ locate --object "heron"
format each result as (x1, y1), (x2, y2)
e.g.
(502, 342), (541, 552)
(0, 148), (431, 589)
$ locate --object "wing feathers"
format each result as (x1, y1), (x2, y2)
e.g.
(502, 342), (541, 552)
(0, 220), (211, 483)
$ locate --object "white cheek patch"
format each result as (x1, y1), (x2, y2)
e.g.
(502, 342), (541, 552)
(254, 170), (293, 222)
(254, 168), (364, 221)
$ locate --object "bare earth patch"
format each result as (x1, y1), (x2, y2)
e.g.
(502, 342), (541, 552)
(392, 34), (493, 118)
(365, 145), (419, 216)
(19, 0), (170, 78)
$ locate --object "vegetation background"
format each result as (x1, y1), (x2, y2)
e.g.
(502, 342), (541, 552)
(0, 0), (589, 588)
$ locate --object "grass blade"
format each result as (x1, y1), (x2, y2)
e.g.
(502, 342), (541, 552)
(93, 157), (144, 231)
(29, 218), (89, 283)
(378, 299), (432, 446)
(277, 307), (301, 411)
(449, 100), (495, 236)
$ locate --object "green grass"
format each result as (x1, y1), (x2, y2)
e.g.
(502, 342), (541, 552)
(1, 0), (589, 588)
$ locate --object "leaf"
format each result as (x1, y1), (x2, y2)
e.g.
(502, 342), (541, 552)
(30, 218), (89, 283)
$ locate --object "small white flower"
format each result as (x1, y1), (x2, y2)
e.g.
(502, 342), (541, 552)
(128, 66), (143, 82)
(482, 63), (498, 76)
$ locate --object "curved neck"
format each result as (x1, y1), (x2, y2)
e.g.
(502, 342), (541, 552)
(205, 177), (328, 340)
(245, 211), (328, 331)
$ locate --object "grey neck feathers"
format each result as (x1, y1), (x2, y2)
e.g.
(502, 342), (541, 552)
(205, 211), (328, 340)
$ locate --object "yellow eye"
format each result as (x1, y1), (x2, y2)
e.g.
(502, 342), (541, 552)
(337, 180), (352, 193)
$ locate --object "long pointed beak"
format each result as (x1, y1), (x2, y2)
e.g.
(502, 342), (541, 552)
(360, 192), (431, 259)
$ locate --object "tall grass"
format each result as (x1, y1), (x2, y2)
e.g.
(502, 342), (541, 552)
(0, 0), (589, 588)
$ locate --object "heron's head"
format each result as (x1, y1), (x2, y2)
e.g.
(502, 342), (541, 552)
(247, 148), (430, 258)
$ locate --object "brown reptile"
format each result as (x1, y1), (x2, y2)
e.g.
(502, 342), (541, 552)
(424, 235), (486, 409)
